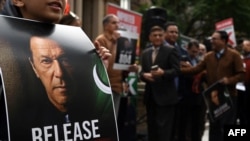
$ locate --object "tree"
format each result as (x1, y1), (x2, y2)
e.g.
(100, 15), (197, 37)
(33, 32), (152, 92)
(138, 0), (250, 42)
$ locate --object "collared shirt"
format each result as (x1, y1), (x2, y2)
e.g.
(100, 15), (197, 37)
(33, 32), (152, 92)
(152, 46), (160, 52)
(190, 58), (198, 66)
(181, 47), (245, 96)
(152, 46), (160, 63)
(216, 48), (225, 59)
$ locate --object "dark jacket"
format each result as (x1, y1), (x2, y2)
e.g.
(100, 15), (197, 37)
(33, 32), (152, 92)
(181, 47), (245, 96)
(140, 44), (180, 106)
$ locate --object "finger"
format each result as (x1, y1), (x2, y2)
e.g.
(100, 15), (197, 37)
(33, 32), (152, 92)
(100, 47), (108, 55)
(102, 52), (111, 60)
(94, 40), (100, 50)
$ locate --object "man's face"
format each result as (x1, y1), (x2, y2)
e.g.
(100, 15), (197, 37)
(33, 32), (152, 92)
(149, 30), (164, 47)
(187, 45), (199, 59)
(199, 44), (207, 55)
(14, 0), (66, 23)
(30, 37), (74, 112)
(211, 90), (219, 106)
(165, 25), (179, 44)
(210, 32), (225, 52)
(105, 16), (119, 33)
(242, 40), (250, 54)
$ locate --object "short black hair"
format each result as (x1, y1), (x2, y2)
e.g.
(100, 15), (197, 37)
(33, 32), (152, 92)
(215, 30), (228, 44)
(164, 21), (178, 31)
(187, 40), (199, 49)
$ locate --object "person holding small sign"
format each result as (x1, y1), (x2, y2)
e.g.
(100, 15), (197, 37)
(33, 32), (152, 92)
(181, 30), (245, 141)
(95, 14), (138, 118)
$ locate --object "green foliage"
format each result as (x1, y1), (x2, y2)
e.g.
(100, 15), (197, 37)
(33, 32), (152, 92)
(136, 0), (250, 43)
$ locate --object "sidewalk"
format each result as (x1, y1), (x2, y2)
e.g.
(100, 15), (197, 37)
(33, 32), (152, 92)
(202, 122), (209, 141)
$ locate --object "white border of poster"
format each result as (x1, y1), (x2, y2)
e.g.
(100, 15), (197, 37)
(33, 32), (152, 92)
(113, 30), (138, 70)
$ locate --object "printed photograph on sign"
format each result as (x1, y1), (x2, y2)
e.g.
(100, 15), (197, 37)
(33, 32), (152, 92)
(0, 15), (118, 141)
(113, 30), (137, 70)
(202, 81), (233, 122)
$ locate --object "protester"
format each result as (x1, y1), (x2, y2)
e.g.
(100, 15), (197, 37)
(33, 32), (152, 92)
(164, 21), (188, 141)
(95, 14), (138, 141)
(177, 40), (207, 141)
(181, 30), (245, 141)
(95, 14), (138, 117)
(95, 14), (122, 118)
(198, 43), (207, 60)
(242, 39), (250, 125)
(140, 26), (179, 141)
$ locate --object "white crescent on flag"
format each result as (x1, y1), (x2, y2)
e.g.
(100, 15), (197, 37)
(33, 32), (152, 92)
(93, 65), (112, 94)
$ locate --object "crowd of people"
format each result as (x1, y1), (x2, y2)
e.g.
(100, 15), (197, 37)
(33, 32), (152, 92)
(1, 0), (250, 141)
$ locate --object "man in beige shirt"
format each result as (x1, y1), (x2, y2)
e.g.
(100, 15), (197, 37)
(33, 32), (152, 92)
(95, 14), (138, 118)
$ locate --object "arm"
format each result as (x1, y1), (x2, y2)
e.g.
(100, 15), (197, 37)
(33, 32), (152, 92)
(181, 57), (206, 75)
(221, 53), (245, 85)
(162, 47), (180, 79)
(151, 47), (180, 80)
(94, 41), (111, 69)
(139, 50), (155, 82)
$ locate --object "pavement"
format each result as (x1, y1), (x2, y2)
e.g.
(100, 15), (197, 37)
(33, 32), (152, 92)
(202, 122), (209, 141)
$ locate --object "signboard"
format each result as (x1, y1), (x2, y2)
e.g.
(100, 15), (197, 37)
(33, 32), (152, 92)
(0, 15), (118, 141)
(215, 18), (237, 47)
(113, 30), (137, 70)
(107, 3), (142, 63)
(202, 81), (233, 122)
(107, 3), (142, 95)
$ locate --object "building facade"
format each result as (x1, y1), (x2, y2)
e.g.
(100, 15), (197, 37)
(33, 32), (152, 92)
(69, 0), (151, 40)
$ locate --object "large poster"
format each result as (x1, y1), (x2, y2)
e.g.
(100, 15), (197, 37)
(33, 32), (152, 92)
(0, 15), (118, 141)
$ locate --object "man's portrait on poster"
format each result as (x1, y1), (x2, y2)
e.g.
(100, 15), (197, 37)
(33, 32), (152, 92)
(205, 85), (232, 121)
(0, 19), (117, 141)
(116, 37), (136, 65)
(27, 36), (103, 140)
